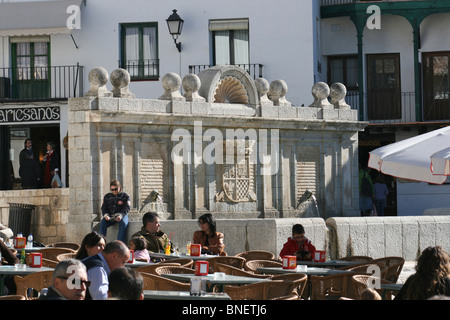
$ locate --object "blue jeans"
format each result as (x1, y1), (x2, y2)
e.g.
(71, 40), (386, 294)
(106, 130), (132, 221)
(99, 214), (129, 243)
(374, 199), (386, 216)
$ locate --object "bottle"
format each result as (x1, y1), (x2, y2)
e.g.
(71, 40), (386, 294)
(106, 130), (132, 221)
(27, 234), (33, 248)
(164, 238), (171, 255)
(20, 248), (26, 265)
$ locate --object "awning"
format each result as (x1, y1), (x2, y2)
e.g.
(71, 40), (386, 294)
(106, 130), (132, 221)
(0, 0), (85, 37)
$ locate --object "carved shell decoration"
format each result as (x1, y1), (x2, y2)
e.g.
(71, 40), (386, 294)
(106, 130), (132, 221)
(213, 76), (249, 104)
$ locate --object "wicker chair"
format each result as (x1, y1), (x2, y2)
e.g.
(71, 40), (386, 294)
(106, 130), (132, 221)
(341, 262), (388, 277)
(41, 258), (58, 268)
(14, 270), (54, 299)
(372, 257), (405, 283)
(140, 272), (190, 291)
(56, 252), (78, 262)
(214, 263), (271, 279)
(271, 273), (308, 298)
(164, 258), (194, 268)
(38, 248), (76, 262)
(309, 273), (355, 300)
(154, 265), (196, 275)
(46, 242), (81, 251)
(271, 295), (300, 300)
(244, 259), (282, 272)
(339, 256), (374, 263)
(224, 280), (297, 300)
(136, 263), (181, 275)
(0, 295), (26, 300)
(207, 256), (246, 273)
(352, 274), (396, 300)
(235, 250), (276, 261)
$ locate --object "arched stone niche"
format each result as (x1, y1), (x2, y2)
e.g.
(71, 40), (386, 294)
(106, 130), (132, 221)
(197, 65), (259, 107)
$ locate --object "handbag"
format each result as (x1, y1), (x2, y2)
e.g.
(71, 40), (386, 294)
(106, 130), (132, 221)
(51, 172), (62, 188)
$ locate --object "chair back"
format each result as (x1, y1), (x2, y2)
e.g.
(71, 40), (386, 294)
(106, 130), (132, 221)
(14, 271), (54, 299)
(271, 273), (308, 297)
(136, 263), (181, 275)
(352, 274), (394, 300)
(244, 259), (282, 272)
(140, 272), (190, 291)
(207, 256), (246, 273)
(154, 265), (196, 275)
(41, 258), (58, 268)
(235, 250), (275, 261)
(372, 257), (405, 283)
(214, 263), (271, 278)
(47, 242), (81, 251)
(0, 295), (26, 300)
(163, 258), (194, 268)
(56, 252), (77, 262)
(38, 248), (76, 262)
(224, 280), (293, 300)
(339, 256), (374, 263)
(342, 262), (388, 278)
(309, 273), (354, 300)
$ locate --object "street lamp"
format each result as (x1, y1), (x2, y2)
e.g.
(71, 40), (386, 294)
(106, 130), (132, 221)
(166, 9), (184, 52)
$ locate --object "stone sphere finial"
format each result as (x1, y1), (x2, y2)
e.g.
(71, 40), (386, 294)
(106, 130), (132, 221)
(159, 72), (185, 101)
(182, 74), (205, 102)
(85, 67), (112, 97)
(330, 82), (350, 110)
(254, 78), (272, 106)
(110, 68), (135, 98)
(268, 79), (291, 106)
(309, 82), (332, 108)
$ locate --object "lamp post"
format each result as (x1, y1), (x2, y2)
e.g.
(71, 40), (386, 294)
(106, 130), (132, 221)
(166, 9), (184, 52)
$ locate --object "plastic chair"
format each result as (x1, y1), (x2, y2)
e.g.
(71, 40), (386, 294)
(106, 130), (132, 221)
(140, 272), (190, 291)
(154, 265), (196, 275)
(352, 274), (396, 300)
(224, 280), (296, 300)
(46, 242), (81, 251)
(271, 273), (308, 298)
(38, 248), (76, 262)
(372, 257), (405, 283)
(56, 252), (77, 262)
(136, 263), (181, 275)
(309, 273), (354, 300)
(213, 263), (271, 279)
(14, 270), (54, 299)
(0, 295), (26, 300)
(235, 250), (275, 261)
(207, 256), (246, 273)
(244, 259), (282, 272)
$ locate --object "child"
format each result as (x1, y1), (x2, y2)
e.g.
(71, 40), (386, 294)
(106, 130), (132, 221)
(279, 224), (316, 261)
(129, 236), (151, 263)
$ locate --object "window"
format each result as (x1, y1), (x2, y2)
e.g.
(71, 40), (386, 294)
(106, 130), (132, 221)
(120, 23), (159, 80)
(327, 55), (358, 91)
(423, 52), (450, 121)
(210, 19), (249, 67)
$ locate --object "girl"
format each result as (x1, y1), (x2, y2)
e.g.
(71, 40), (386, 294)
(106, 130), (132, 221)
(129, 236), (151, 262)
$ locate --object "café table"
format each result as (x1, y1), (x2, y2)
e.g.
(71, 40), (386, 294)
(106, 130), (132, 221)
(143, 290), (231, 300)
(125, 260), (154, 268)
(0, 265), (54, 296)
(161, 273), (271, 292)
(256, 266), (354, 276)
(296, 260), (361, 269)
(149, 252), (218, 261)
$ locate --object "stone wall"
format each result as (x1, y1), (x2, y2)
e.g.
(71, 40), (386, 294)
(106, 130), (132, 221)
(0, 188), (69, 244)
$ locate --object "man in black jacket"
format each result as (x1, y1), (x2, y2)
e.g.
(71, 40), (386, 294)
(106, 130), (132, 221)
(99, 179), (131, 243)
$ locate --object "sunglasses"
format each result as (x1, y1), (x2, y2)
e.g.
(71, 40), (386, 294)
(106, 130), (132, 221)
(58, 276), (91, 288)
(110, 188), (118, 191)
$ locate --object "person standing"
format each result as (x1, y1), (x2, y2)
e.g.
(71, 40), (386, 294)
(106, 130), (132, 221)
(99, 179), (130, 243)
(19, 139), (40, 189)
(42, 141), (60, 188)
(359, 164), (374, 216)
(373, 174), (389, 216)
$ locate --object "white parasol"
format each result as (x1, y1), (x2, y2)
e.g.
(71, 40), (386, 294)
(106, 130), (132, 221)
(368, 126), (450, 184)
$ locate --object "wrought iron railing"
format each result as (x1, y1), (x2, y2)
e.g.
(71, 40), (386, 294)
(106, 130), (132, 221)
(119, 59), (159, 80)
(188, 63), (264, 79)
(0, 64), (84, 102)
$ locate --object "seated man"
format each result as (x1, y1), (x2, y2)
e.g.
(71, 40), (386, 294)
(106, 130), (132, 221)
(279, 224), (316, 261)
(131, 211), (172, 254)
(108, 267), (144, 300)
(39, 259), (89, 300)
(99, 179), (131, 243)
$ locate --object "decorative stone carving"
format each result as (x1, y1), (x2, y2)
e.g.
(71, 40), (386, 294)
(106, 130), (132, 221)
(309, 82), (332, 108)
(214, 76), (249, 104)
(85, 67), (112, 97)
(159, 72), (185, 101)
(268, 80), (291, 106)
(254, 78), (273, 106)
(330, 82), (350, 110)
(182, 74), (205, 102)
(110, 68), (135, 98)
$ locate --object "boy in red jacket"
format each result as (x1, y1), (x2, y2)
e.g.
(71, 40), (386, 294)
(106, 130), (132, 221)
(279, 224), (316, 261)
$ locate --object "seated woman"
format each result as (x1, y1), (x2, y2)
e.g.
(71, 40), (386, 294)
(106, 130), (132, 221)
(192, 213), (225, 256)
(75, 231), (106, 260)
